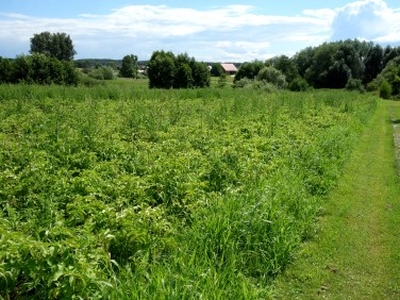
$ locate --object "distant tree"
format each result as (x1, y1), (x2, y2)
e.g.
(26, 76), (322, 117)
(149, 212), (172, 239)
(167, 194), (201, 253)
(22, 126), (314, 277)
(6, 53), (78, 85)
(293, 46), (315, 78)
(210, 63), (223, 77)
(379, 56), (400, 97)
(119, 54), (138, 78)
(148, 50), (176, 89)
(265, 55), (299, 84)
(304, 42), (338, 88)
(325, 59), (352, 89)
(234, 60), (265, 82)
(190, 59), (210, 88)
(148, 51), (210, 89)
(335, 42), (364, 80)
(174, 53), (194, 88)
(299, 40), (368, 89)
(256, 66), (287, 89)
(30, 32), (76, 61)
(383, 45), (400, 68)
(363, 44), (384, 84)
(0, 57), (13, 83)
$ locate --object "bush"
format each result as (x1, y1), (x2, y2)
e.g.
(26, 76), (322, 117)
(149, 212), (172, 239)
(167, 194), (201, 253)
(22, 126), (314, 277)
(232, 77), (254, 89)
(88, 66), (115, 80)
(380, 79), (392, 99)
(345, 78), (365, 93)
(289, 77), (309, 91)
(0, 54), (79, 85)
(256, 66), (288, 89)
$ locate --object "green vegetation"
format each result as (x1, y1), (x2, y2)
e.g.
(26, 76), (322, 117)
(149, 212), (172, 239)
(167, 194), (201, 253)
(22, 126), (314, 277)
(147, 51), (210, 89)
(272, 100), (400, 299)
(30, 31), (76, 61)
(119, 55), (138, 79)
(0, 81), (377, 299)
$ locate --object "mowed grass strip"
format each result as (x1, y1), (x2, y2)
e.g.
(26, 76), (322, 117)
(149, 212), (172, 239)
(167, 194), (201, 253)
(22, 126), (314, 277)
(272, 99), (400, 299)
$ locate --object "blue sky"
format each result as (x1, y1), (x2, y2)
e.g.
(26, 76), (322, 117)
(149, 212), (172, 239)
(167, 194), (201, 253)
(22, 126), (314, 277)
(1, 0), (400, 61)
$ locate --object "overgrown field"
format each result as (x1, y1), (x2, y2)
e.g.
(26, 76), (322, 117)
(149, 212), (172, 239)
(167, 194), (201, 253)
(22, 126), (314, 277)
(0, 83), (376, 299)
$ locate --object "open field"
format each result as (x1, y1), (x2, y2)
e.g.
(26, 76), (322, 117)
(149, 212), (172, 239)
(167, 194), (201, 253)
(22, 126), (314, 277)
(0, 83), (377, 299)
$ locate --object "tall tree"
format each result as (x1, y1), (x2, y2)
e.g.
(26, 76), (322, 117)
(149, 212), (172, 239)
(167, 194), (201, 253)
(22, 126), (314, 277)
(363, 44), (384, 84)
(383, 45), (400, 68)
(147, 50), (176, 89)
(119, 54), (138, 78)
(30, 32), (76, 61)
(174, 53), (193, 88)
(335, 42), (364, 80)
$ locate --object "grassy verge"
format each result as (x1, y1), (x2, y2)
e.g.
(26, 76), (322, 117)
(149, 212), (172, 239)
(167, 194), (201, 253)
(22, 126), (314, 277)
(272, 99), (400, 299)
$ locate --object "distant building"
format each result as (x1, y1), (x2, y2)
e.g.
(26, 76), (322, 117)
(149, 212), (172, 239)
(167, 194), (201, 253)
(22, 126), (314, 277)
(221, 63), (238, 75)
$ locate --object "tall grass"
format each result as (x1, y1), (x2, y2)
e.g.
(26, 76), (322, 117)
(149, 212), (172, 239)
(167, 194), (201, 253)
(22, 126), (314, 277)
(0, 83), (376, 298)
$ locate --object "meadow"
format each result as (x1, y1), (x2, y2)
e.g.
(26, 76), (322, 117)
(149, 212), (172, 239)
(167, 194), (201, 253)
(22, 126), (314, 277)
(0, 81), (376, 299)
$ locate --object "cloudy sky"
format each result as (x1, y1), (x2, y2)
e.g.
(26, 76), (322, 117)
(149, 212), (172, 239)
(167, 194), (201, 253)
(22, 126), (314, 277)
(1, 0), (400, 62)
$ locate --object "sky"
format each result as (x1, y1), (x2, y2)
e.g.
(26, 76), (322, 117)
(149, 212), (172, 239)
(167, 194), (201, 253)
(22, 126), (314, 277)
(1, 0), (400, 62)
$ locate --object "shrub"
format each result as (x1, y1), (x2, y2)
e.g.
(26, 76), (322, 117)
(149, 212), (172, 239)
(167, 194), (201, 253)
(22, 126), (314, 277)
(289, 77), (309, 91)
(345, 78), (365, 93)
(256, 66), (288, 89)
(379, 79), (392, 99)
(232, 77), (254, 89)
(88, 66), (115, 80)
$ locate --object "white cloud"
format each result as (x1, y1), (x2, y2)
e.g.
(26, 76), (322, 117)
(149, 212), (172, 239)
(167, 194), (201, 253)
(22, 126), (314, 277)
(330, 0), (400, 43)
(1, 2), (399, 61)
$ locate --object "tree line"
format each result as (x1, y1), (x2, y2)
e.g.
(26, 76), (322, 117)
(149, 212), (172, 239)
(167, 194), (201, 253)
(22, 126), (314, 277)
(231, 39), (400, 97)
(0, 32), (141, 85)
(1, 32), (400, 98)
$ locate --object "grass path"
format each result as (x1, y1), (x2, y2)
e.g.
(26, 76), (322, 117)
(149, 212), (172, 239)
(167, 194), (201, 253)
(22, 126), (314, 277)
(272, 99), (400, 299)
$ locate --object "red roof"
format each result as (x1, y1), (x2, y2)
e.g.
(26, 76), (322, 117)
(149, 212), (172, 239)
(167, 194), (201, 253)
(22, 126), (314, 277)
(221, 63), (238, 72)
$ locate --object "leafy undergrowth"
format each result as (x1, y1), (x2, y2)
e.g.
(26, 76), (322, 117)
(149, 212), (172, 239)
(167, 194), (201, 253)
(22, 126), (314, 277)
(0, 84), (376, 299)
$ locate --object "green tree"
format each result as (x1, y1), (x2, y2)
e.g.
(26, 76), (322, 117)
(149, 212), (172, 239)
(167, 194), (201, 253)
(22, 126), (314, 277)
(0, 57), (13, 83)
(325, 59), (352, 89)
(335, 42), (364, 80)
(293, 46), (315, 78)
(148, 50), (176, 89)
(190, 59), (210, 88)
(379, 56), (400, 96)
(266, 55), (299, 84)
(304, 42), (338, 88)
(234, 60), (265, 82)
(210, 63), (223, 77)
(30, 32), (76, 61)
(119, 54), (138, 78)
(383, 46), (400, 68)
(174, 53), (194, 88)
(363, 44), (384, 84)
(148, 51), (210, 89)
(7, 54), (78, 85)
(256, 66), (287, 89)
